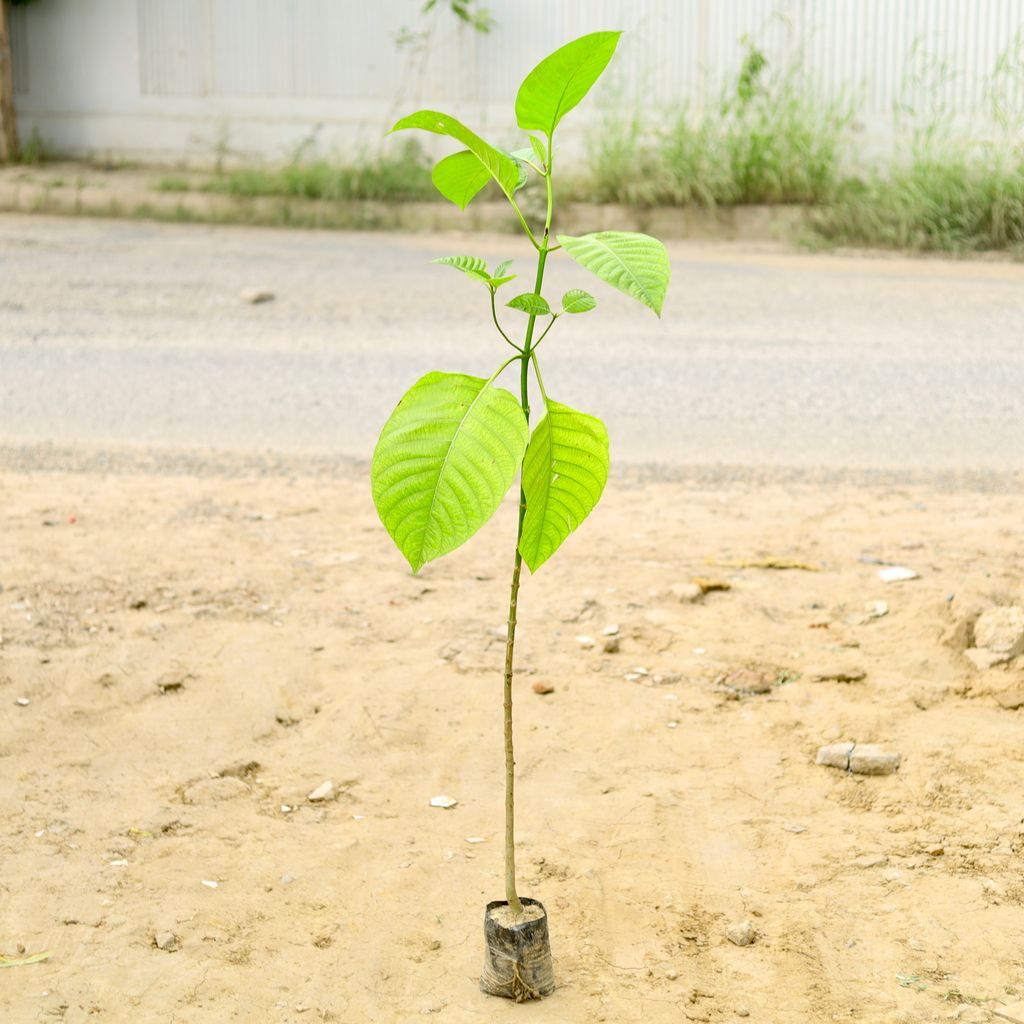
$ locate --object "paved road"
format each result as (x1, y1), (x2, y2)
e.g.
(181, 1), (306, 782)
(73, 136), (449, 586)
(1, 214), (1022, 471)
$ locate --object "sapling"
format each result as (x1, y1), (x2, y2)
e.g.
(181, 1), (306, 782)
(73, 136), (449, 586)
(372, 30), (669, 1001)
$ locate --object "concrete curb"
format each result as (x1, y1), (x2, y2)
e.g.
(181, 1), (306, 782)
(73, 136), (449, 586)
(0, 163), (808, 241)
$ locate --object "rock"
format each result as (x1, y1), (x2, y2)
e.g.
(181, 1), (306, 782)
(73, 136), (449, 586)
(877, 566), (919, 583)
(664, 968), (679, 980)
(782, 822), (807, 834)
(532, 681), (554, 695)
(602, 624), (619, 636)
(182, 776), (249, 804)
(669, 582), (703, 603)
(429, 795), (457, 809)
(692, 577), (730, 594)
(575, 635), (596, 649)
(850, 854), (887, 869)
(14, 696), (30, 706)
(808, 664), (866, 683)
(722, 667), (772, 694)
(726, 920), (755, 946)
(995, 688), (1024, 711)
(603, 635), (621, 654)
(864, 600), (888, 619)
(816, 742), (900, 775)
(307, 780), (334, 802)
(816, 742), (855, 769)
(974, 606), (1024, 656)
(848, 745), (901, 776)
(240, 287), (274, 304)
(154, 931), (180, 952)
(941, 617), (974, 650)
(964, 647), (1011, 670)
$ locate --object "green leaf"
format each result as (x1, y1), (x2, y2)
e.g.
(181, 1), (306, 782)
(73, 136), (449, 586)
(391, 110), (520, 199)
(507, 293), (551, 316)
(494, 259), (514, 278)
(0, 950), (52, 968)
(528, 135), (547, 166)
(520, 400), (609, 571)
(557, 231), (670, 317)
(488, 274), (516, 289)
(372, 372), (528, 573)
(561, 288), (596, 314)
(431, 150), (491, 209)
(515, 31), (622, 136)
(432, 255), (488, 276)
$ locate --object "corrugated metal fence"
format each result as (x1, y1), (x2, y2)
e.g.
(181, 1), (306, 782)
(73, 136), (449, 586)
(11, 0), (1024, 161)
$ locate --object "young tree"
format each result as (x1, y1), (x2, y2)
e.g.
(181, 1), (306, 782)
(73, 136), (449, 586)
(372, 30), (670, 1000)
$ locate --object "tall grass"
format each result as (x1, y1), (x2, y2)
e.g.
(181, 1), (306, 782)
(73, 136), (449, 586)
(585, 42), (855, 208)
(197, 139), (435, 203)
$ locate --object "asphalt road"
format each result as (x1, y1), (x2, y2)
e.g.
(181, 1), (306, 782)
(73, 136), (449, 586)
(1, 214), (1022, 471)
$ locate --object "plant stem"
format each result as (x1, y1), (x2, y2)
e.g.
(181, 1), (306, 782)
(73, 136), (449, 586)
(502, 151), (554, 915)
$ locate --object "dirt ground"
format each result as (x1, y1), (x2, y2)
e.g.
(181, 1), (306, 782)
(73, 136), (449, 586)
(2, 451), (1023, 1024)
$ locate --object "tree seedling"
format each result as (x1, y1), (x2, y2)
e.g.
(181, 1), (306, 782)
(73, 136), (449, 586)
(372, 30), (670, 1001)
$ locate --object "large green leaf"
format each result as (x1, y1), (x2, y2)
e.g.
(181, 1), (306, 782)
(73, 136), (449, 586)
(557, 231), (670, 317)
(391, 110), (520, 200)
(520, 399), (609, 571)
(515, 32), (622, 136)
(372, 372), (528, 573)
(431, 150), (491, 209)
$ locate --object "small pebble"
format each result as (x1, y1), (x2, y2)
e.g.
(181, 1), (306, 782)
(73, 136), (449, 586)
(240, 287), (275, 304)
(429, 795), (457, 809)
(15, 697), (30, 706)
(782, 822), (807, 834)
(280, 874), (295, 884)
(575, 635), (595, 649)
(465, 837), (486, 844)
(154, 931), (180, 952)
(669, 582), (703, 603)
(201, 880), (218, 889)
(307, 780), (334, 802)
(603, 636), (621, 653)
(532, 681), (554, 695)
(602, 624), (620, 636)
(726, 920), (755, 946)
(851, 854), (887, 869)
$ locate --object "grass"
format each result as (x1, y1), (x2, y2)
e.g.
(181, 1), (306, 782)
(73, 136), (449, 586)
(192, 139), (434, 203)
(582, 43), (855, 208)
(808, 143), (1024, 253)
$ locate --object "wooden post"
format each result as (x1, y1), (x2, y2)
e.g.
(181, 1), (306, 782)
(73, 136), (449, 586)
(0, 0), (19, 163)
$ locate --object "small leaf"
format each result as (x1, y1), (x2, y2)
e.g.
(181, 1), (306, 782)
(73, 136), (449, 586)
(494, 259), (514, 278)
(372, 372), (529, 573)
(0, 950), (52, 968)
(561, 289), (596, 314)
(528, 135), (547, 166)
(520, 400), (609, 571)
(557, 231), (670, 317)
(431, 150), (491, 209)
(487, 274), (516, 289)
(515, 32), (622, 136)
(391, 110), (520, 199)
(507, 293), (552, 316)
(432, 255), (488, 276)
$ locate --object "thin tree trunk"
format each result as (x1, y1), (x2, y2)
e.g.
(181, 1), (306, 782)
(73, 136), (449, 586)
(0, 0), (18, 163)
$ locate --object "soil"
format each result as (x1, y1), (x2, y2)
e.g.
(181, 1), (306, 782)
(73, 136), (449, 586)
(2, 451), (1023, 1023)
(490, 903), (546, 929)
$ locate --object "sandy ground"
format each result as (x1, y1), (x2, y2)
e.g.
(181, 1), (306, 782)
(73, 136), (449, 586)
(2, 450), (1023, 1024)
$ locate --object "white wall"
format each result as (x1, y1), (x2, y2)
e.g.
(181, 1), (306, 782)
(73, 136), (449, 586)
(12, 0), (1024, 165)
